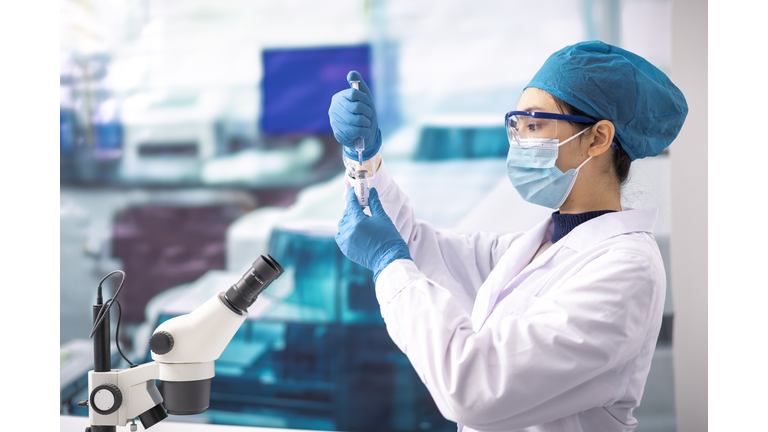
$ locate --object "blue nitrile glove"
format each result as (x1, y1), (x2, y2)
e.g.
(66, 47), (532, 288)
(328, 71), (382, 161)
(336, 187), (411, 282)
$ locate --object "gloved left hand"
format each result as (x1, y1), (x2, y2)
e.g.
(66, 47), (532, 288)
(336, 187), (412, 282)
(328, 71), (382, 161)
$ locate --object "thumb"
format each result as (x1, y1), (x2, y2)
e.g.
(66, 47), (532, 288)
(368, 188), (390, 220)
(347, 70), (373, 99)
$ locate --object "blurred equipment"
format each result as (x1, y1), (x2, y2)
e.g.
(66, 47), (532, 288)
(118, 90), (230, 184)
(201, 136), (325, 187)
(413, 114), (509, 161)
(261, 45), (371, 135)
(60, 53), (124, 185)
(111, 201), (251, 323)
(84, 255), (284, 430)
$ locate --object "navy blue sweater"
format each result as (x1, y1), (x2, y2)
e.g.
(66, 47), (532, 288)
(551, 210), (617, 244)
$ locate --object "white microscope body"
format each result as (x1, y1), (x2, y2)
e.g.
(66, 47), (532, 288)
(85, 255), (283, 431)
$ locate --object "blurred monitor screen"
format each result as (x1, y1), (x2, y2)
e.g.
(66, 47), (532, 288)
(261, 45), (371, 135)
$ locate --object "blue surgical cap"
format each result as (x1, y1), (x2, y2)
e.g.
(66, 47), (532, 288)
(525, 40), (688, 161)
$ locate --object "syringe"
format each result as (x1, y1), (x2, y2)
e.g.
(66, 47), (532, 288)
(349, 80), (365, 167)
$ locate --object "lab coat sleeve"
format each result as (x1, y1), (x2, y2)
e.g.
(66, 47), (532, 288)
(374, 250), (661, 431)
(344, 158), (523, 311)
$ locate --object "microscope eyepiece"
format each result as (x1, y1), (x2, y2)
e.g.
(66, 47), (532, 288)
(224, 254), (284, 312)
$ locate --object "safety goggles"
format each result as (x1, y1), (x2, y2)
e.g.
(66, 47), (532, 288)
(505, 111), (598, 148)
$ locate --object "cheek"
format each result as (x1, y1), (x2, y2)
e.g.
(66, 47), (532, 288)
(554, 142), (580, 172)
(554, 149), (568, 172)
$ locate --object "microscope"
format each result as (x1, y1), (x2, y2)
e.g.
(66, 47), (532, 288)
(82, 254), (284, 431)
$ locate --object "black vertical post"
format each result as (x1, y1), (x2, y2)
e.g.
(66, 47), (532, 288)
(93, 304), (112, 372)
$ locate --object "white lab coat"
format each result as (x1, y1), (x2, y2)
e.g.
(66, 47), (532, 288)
(345, 160), (666, 432)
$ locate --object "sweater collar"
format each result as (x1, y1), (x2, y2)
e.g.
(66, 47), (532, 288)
(556, 207), (658, 252)
(551, 210), (617, 244)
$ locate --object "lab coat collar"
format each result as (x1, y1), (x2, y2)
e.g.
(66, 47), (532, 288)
(559, 207), (658, 252)
(472, 208), (656, 331)
(470, 215), (553, 329)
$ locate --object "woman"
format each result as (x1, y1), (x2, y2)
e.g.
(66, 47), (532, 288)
(329, 41), (687, 432)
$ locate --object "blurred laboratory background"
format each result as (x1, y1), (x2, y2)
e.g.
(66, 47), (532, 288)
(60, 1), (685, 431)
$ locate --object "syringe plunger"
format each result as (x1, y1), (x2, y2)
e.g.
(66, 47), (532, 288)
(349, 80), (365, 154)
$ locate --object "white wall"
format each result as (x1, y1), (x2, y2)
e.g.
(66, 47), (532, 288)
(670, 0), (707, 431)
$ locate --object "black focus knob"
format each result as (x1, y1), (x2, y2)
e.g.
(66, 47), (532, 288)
(149, 331), (174, 355)
(90, 383), (122, 415)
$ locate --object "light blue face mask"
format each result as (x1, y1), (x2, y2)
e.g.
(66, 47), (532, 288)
(506, 128), (592, 209)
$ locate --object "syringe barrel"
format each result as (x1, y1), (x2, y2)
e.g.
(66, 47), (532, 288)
(354, 170), (369, 208)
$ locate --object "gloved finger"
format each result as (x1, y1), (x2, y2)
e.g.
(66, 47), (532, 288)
(367, 188), (392, 222)
(341, 88), (374, 111)
(332, 90), (374, 117)
(344, 186), (365, 217)
(329, 104), (372, 128)
(330, 121), (369, 145)
(347, 70), (374, 100)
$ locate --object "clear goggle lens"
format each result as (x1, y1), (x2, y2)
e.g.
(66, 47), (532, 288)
(506, 114), (560, 148)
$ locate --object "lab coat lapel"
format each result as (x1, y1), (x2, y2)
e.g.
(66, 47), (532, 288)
(470, 216), (552, 330)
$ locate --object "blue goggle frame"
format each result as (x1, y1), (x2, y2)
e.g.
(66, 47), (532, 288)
(504, 110), (598, 126)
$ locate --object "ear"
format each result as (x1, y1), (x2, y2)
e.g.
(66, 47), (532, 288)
(585, 120), (615, 157)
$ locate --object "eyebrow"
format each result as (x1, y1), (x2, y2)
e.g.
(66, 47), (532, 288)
(522, 106), (547, 112)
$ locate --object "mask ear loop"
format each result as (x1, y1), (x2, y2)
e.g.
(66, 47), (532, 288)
(575, 154), (593, 171)
(557, 126), (594, 172)
(555, 126), (591, 147)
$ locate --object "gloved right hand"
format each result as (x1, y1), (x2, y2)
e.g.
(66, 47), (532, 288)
(328, 71), (382, 161)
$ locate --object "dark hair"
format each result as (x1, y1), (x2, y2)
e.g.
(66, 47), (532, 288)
(551, 96), (632, 186)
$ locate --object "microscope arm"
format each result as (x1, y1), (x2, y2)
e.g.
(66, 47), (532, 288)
(88, 362), (163, 427)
